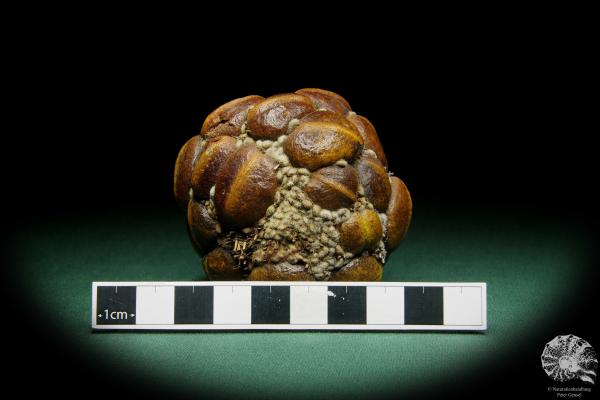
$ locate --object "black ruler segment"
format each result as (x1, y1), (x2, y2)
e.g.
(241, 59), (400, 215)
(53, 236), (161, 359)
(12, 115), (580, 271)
(404, 286), (443, 325)
(251, 286), (290, 324)
(327, 286), (367, 324)
(92, 282), (487, 331)
(175, 286), (213, 324)
(96, 286), (136, 325)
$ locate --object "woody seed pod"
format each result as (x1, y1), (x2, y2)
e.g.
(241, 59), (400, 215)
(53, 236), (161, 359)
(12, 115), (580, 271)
(331, 255), (383, 281)
(201, 95), (264, 138)
(214, 144), (277, 230)
(304, 164), (358, 210)
(203, 247), (246, 280)
(246, 94), (314, 140)
(187, 199), (218, 255)
(249, 262), (315, 281)
(385, 176), (413, 251)
(191, 135), (237, 200)
(295, 88), (351, 115)
(174, 135), (204, 210)
(175, 88), (412, 281)
(338, 209), (383, 255)
(355, 155), (391, 212)
(283, 121), (363, 171)
(346, 113), (388, 167)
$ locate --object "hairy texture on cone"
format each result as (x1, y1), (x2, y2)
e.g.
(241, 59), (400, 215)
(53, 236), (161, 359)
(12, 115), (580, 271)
(174, 89), (412, 281)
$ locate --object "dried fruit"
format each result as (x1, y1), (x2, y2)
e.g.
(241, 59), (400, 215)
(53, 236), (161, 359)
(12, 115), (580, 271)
(295, 88), (351, 115)
(248, 262), (315, 281)
(173, 135), (204, 210)
(331, 255), (383, 281)
(346, 113), (387, 167)
(283, 121), (363, 171)
(338, 209), (383, 255)
(201, 95), (263, 138)
(187, 199), (218, 255)
(246, 94), (314, 140)
(300, 110), (357, 131)
(304, 164), (358, 210)
(385, 177), (412, 251)
(355, 155), (392, 212)
(203, 247), (246, 280)
(174, 89), (412, 281)
(214, 144), (278, 230)
(191, 136), (237, 200)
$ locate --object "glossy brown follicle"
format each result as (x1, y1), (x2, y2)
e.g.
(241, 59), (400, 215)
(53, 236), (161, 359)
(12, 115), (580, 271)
(295, 88), (351, 115)
(304, 165), (358, 210)
(331, 255), (383, 281)
(248, 262), (315, 281)
(299, 110), (358, 132)
(355, 155), (391, 212)
(246, 94), (314, 140)
(346, 113), (388, 167)
(174, 135), (204, 210)
(187, 199), (218, 255)
(201, 95), (264, 138)
(203, 247), (246, 280)
(385, 176), (413, 251)
(190, 135), (237, 200)
(214, 144), (277, 230)
(338, 209), (383, 255)
(283, 121), (363, 171)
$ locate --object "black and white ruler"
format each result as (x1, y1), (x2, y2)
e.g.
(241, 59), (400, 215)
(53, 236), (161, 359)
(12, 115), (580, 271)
(92, 281), (486, 331)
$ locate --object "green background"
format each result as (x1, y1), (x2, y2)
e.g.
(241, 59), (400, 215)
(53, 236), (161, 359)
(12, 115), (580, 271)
(14, 204), (591, 399)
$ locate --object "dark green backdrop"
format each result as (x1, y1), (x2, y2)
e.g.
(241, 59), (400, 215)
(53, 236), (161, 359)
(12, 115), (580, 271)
(13, 203), (594, 399)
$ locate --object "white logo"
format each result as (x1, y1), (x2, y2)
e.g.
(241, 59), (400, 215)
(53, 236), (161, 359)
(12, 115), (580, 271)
(541, 334), (597, 384)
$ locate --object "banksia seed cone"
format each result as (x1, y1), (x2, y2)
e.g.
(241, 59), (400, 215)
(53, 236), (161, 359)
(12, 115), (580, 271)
(174, 88), (412, 281)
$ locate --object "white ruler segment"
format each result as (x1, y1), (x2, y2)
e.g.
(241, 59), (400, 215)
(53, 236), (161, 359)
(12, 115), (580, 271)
(92, 281), (487, 331)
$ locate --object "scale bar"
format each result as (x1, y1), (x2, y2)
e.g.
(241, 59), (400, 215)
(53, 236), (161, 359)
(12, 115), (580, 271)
(92, 281), (486, 331)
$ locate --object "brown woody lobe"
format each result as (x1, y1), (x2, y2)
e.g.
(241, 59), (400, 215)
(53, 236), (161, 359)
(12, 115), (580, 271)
(355, 155), (391, 212)
(331, 255), (383, 281)
(203, 247), (246, 280)
(249, 262), (316, 281)
(187, 199), (218, 255)
(201, 95), (264, 138)
(246, 94), (314, 140)
(214, 144), (277, 230)
(347, 113), (388, 167)
(191, 135), (237, 200)
(295, 88), (351, 115)
(385, 176), (412, 251)
(174, 135), (204, 210)
(284, 121), (363, 170)
(304, 164), (358, 210)
(338, 209), (383, 255)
